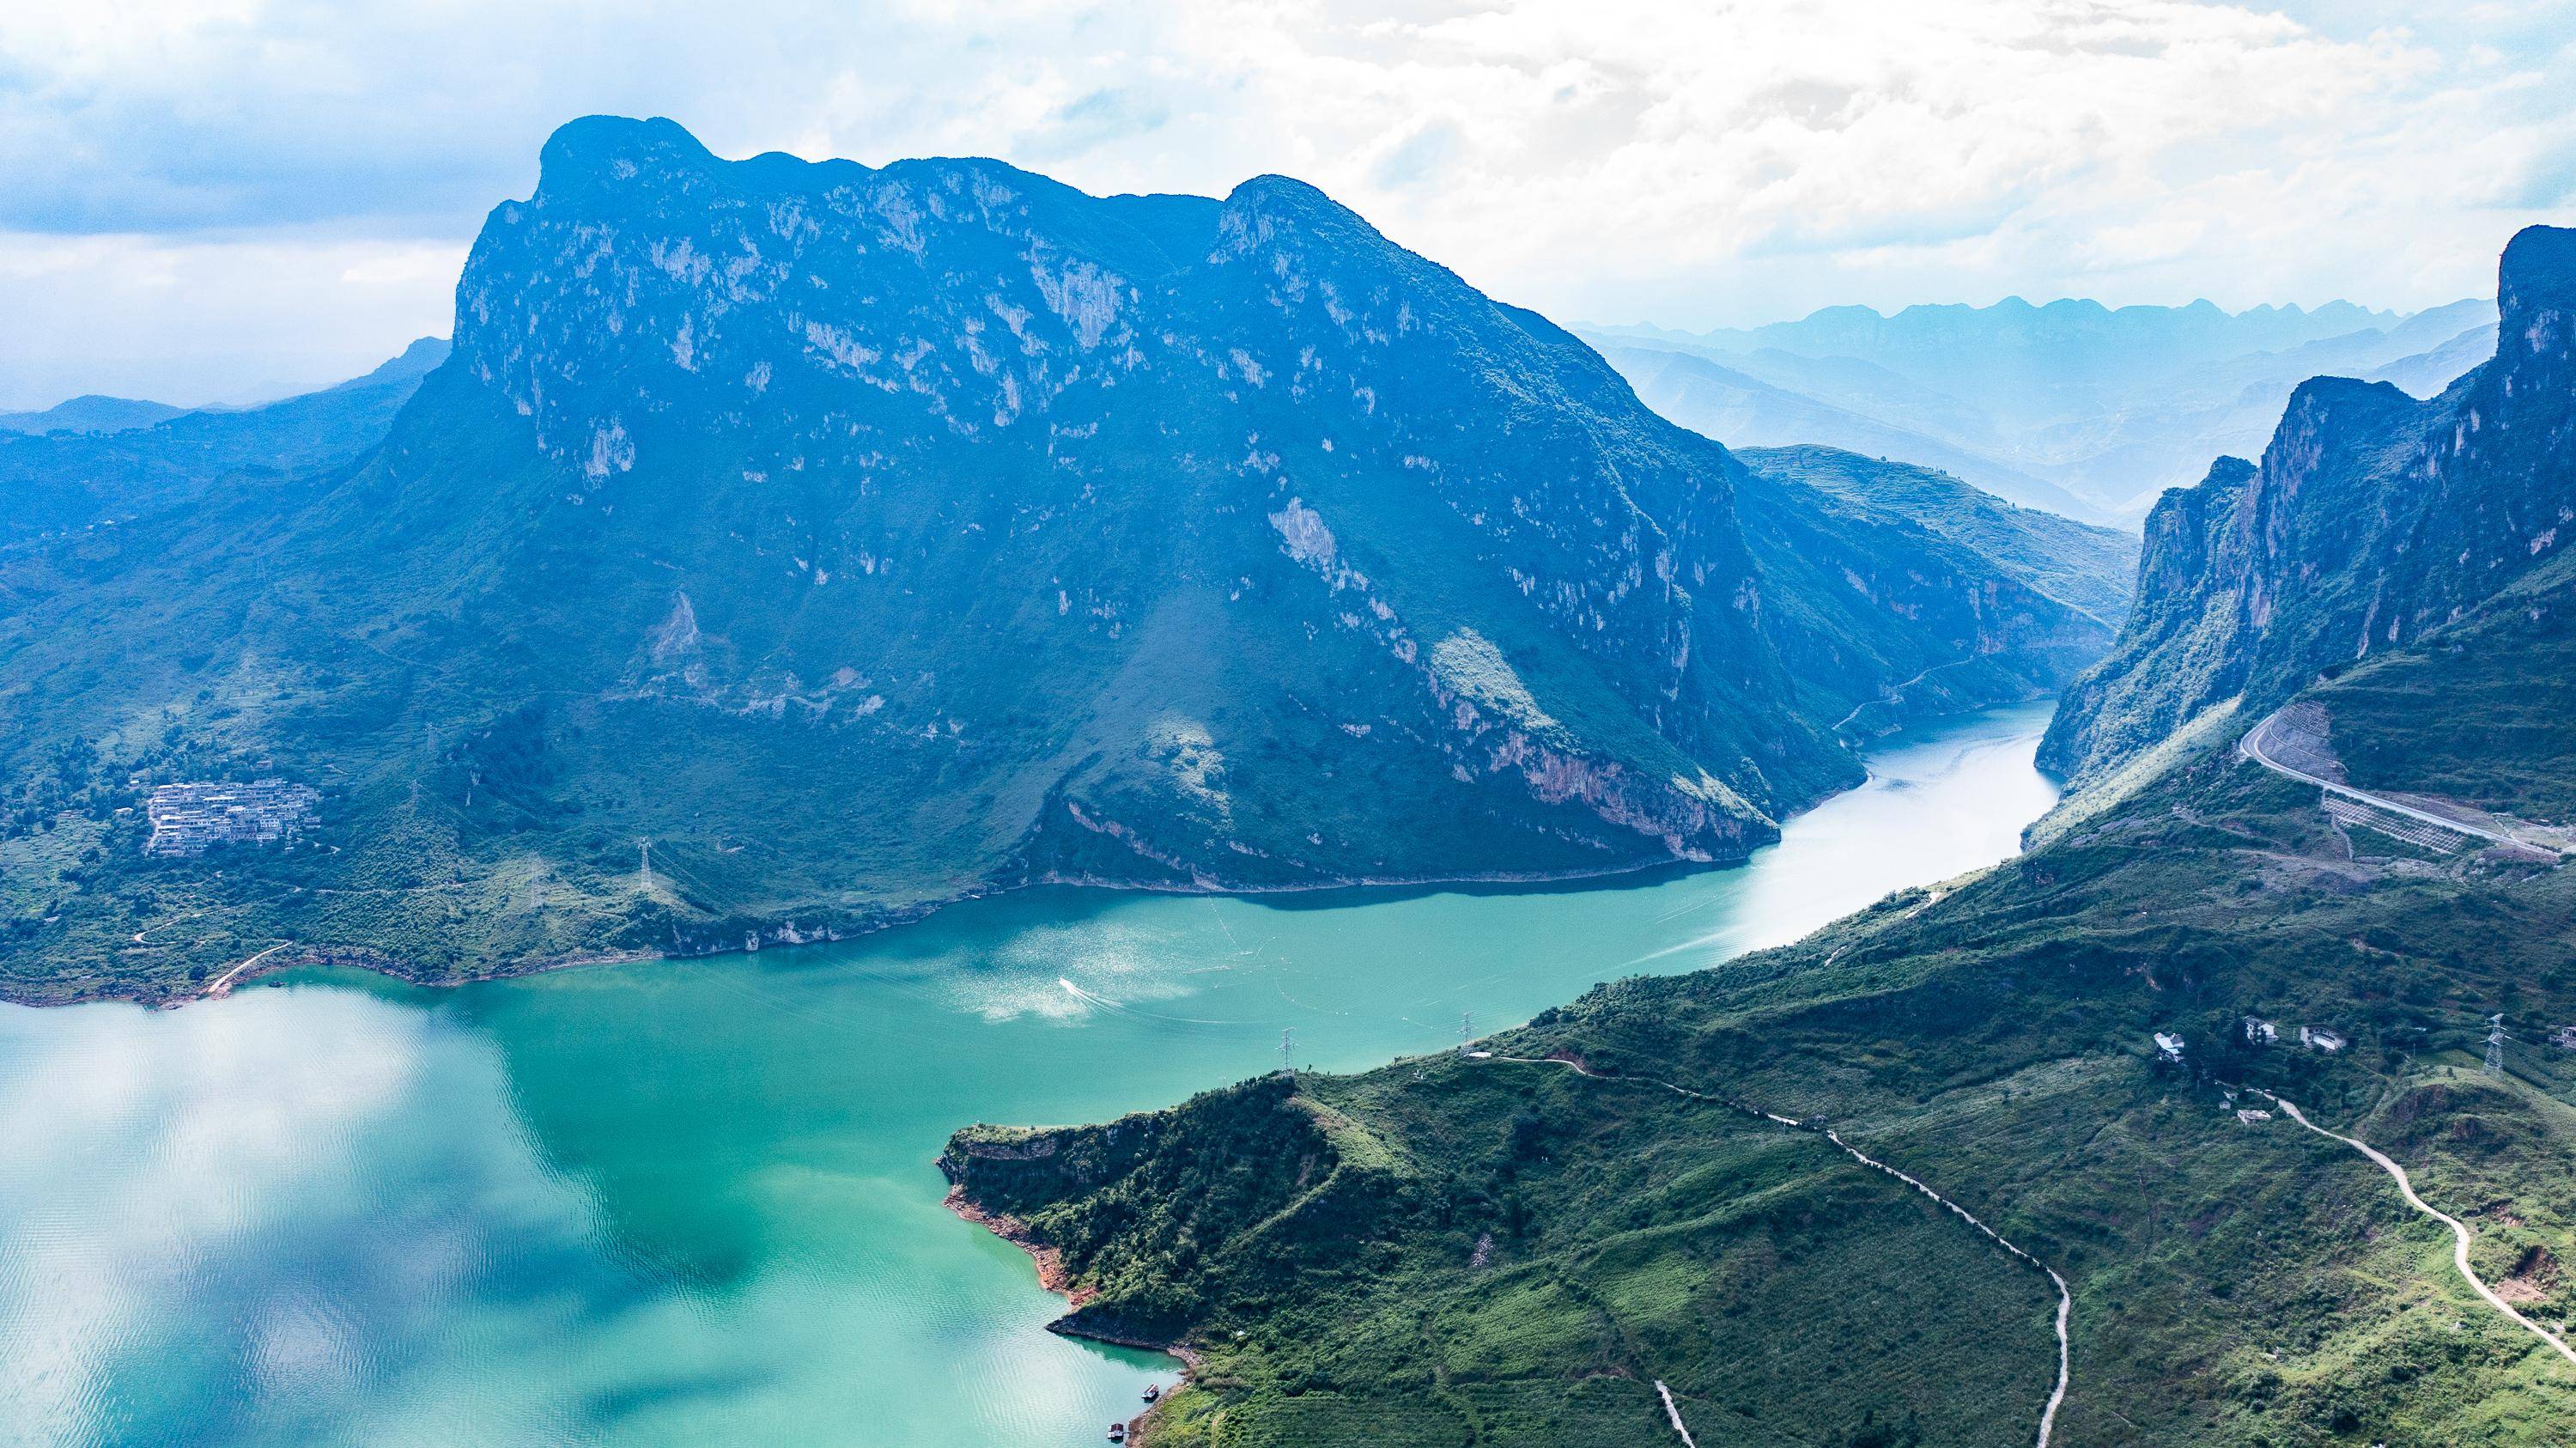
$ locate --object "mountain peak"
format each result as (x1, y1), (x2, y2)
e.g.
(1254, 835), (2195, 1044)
(328, 336), (452, 392)
(2500, 223), (2576, 328)
(534, 114), (719, 201)
(1224, 172), (1339, 210)
(1215, 173), (1382, 257)
(2044, 227), (2574, 785)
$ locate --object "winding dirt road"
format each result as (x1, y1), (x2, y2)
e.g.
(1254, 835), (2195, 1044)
(2250, 1088), (2576, 1371)
(201, 942), (293, 998)
(1481, 1053), (2072, 1447)
(1652, 1380), (1698, 1447)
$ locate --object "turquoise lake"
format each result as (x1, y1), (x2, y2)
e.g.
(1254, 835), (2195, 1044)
(0, 703), (2057, 1446)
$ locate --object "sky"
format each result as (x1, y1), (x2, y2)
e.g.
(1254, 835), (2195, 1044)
(3, 0), (2573, 410)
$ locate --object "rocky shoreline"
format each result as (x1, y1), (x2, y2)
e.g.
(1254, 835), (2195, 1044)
(939, 1181), (1198, 1444)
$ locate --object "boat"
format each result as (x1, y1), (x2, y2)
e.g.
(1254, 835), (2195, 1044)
(1142, 1384), (1161, 1402)
(1107, 1426), (1127, 1442)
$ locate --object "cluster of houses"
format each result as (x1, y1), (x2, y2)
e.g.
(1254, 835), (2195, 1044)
(143, 779), (320, 856)
(2245, 1018), (2348, 1052)
(2158, 1016), (2576, 1068)
(2152, 1019), (2347, 1063)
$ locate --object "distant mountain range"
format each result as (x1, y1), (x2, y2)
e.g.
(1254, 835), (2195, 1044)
(0, 338), (449, 546)
(0, 118), (2130, 1003)
(1589, 295), (2500, 521)
(1599, 341), (2105, 521)
(0, 395), (190, 436)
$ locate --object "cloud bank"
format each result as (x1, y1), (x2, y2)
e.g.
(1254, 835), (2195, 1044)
(1, 0), (2570, 407)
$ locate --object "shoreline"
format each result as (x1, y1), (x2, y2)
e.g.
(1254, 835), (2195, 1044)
(23, 850), (1747, 1013)
(15, 699), (2056, 1013)
(940, 1183), (1200, 1442)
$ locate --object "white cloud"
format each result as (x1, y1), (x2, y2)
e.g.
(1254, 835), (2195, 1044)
(0, 231), (459, 408)
(1, 0), (2571, 406)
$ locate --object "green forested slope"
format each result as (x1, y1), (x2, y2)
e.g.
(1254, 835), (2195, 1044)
(1736, 445), (2138, 627)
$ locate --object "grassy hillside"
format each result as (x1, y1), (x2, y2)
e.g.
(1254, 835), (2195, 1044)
(2316, 551), (2576, 825)
(948, 607), (2576, 1445)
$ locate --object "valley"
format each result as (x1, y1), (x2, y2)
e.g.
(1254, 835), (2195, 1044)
(1, 74), (2569, 1448)
(1589, 295), (2500, 523)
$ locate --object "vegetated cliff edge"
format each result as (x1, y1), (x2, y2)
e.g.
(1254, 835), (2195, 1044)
(0, 116), (2123, 1003)
(2044, 225), (2576, 786)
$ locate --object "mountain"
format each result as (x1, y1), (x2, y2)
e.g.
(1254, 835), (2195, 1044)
(945, 228), (2576, 1448)
(1595, 340), (2111, 523)
(0, 395), (187, 436)
(0, 118), (2123, 1004)
(0, 336), (448, 546)
(1679, 295), (2403, 416)
(2367, 323), (2499, 399)
(1599, 295), (2498, 516)
(2042, 227), (2574, 786)
(1735, 446), (2137, 629)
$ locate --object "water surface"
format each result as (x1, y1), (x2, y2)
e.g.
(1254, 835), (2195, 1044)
(0, 703), (2056, 1446)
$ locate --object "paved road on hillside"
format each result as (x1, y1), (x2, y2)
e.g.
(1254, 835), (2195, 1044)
(2238, 708), (2560, 855)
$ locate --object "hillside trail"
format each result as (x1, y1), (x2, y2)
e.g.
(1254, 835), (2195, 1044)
(1831, 657), (1975, 736)
(2247, 1087), (2576, 1371)
(1477, 1052), (2071, 1448)
(201, 941), (293, 999)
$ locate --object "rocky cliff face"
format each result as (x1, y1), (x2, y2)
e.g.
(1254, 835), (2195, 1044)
(2043, 226), (2576, 784)
(422, 116), (1805, 875)
(0, 117), (2129, 993)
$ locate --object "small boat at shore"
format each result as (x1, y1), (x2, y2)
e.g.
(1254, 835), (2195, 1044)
(1142, 1384), (1160, 1402)
(1107, 1425), (1127, 1442)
